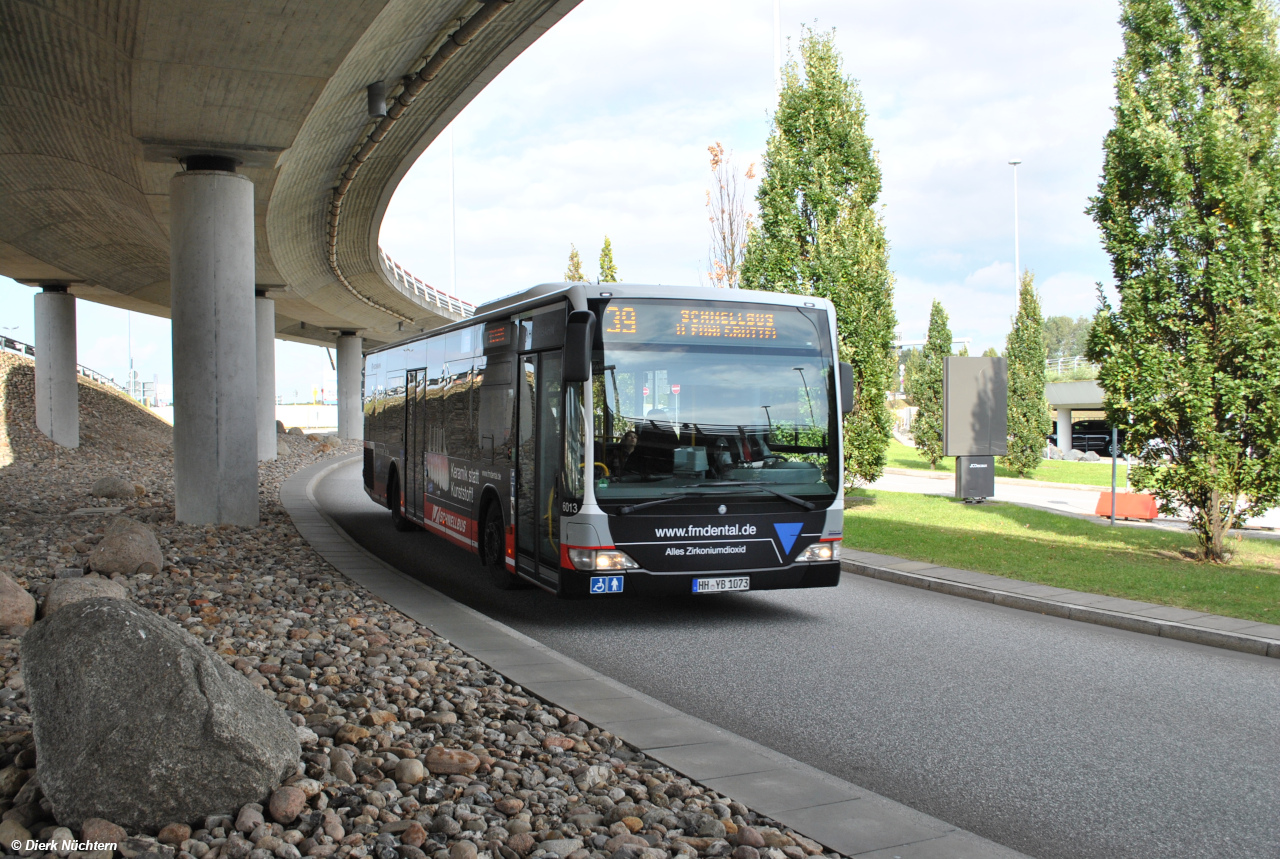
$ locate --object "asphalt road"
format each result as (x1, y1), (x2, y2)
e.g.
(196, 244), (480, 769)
(315, 459), (1279, 859)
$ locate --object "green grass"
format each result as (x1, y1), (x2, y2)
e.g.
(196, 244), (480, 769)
(843, 489), (1280, 624)
(886, 438), (1128, 487)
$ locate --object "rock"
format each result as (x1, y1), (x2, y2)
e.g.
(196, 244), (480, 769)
(331, 761), (355, 783)
(732, 849), (759, 859)
(423, 747), (479, 775)
(448, 843), (477, 859)
(734, 828), (765, 849)
(81, 818), (128, 844)
(41, 576), (128, 617)
(276, 421), (286, 435)
(539, 839), (582, 858)
(399, 823), (427, 848)
(361, 711), (397, 727)
(278, 441), (292, 457)
(269, 786), (308, 824)
(0, 765), (28, 799)
(505, 833), (535, 855)
(542, 736), (574, 752)
(334, 725), (369, 745)
(287, 427), (304, 436)
(0, 819), (30, 850)
(86, 517), (164, 576)
(419, 712), (456, 726)
(158, 823), (192, 845)
(493, 798), (523, 816)
(304, 434), (321, 443)
(0, 572), (36, 630)
(393, 758), (424, 785)
(91, 476), (137, 499)
(1082, 451), (1101, 462)
(21, 598), (301, 831)
(1064, 448), (1085, 462)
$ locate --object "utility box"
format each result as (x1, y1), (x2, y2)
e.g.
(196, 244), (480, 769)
(943, 357), (1007, 500)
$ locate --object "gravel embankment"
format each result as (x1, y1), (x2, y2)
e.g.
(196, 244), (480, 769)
(0, 353), (839, 859)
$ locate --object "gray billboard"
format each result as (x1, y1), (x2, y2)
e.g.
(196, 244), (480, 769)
(943, 357), (1008, 457)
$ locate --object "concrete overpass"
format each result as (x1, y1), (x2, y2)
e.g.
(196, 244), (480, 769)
(0, 0), (580, 524)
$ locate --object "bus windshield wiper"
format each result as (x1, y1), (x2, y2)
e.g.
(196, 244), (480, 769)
(692, 481), (817, 511)
(616, 486), (740, 515)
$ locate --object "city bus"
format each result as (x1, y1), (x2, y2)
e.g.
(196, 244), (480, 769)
(362, 282), (852, 597)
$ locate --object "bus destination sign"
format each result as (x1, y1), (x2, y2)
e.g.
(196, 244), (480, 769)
(603, 305), (777, 340)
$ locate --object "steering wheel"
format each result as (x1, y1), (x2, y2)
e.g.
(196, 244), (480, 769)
(760, 454), (788, 467)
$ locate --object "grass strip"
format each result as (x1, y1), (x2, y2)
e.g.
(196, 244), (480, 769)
(885, 438), (1129, 488)
(843, 488), (1280, 624)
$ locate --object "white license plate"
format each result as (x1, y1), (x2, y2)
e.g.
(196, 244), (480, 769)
(692, 576), (750, 594)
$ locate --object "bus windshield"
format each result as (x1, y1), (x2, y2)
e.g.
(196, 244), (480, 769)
(590, 298), (839, 505)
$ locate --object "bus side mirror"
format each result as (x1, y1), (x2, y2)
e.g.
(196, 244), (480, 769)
(840, 362), (854, 414)
(564, 310), (596, 383)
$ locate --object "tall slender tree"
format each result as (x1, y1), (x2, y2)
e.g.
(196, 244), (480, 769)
(907, 301), (951, 469)
(1087, 0), (1280, 561)
(598, 236), (619, 283)
(740, 28), (896, 484)
(1003, 271), (1050, 477)
(705, 142), (755, 288)
(564, 244), (586, 282)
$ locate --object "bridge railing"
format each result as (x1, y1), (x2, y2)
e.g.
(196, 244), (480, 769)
(1, 335), (133, 396)
(1046, 355), (1096, 374)
(378, 249), (475, 320)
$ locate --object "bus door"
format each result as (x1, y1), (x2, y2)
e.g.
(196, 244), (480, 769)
(515, 349), (563, 580)
(405, 369), (423, 521)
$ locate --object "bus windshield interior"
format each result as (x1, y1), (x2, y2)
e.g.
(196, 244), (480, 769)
(590, 298), (839, 504)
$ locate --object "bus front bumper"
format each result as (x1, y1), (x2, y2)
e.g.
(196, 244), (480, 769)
(555, 562), (840, 599)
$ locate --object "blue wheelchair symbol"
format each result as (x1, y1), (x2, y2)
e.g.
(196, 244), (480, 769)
(589, 575), (624, 594)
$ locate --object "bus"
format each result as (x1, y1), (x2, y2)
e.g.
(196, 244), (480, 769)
(362, 282), (852, 597)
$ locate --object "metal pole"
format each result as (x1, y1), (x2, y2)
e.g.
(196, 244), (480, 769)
(774, 0), (782, 94)
(1009, 159), (1022, 303)
(1110, 425), (1118, 525)
(449, 126), (457, 295)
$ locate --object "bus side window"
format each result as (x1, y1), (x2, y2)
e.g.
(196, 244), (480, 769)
(478, 357), (512, 463)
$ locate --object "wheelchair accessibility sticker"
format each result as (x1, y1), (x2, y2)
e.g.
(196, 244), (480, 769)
(589, 575), (625, 594)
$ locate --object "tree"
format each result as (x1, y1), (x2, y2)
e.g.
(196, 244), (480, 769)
(1087, 0), (1280, 561)
(906, 301), (951, 468)
(598, 236), (619, 283)
(740, 28), (896, 484)
(981, 347), (1000, 358)
(706, 142), (755, 288)
(1043, 315), (1093, 360)
(1003, 271), (1051, 477)
(564, 244), (586, 282)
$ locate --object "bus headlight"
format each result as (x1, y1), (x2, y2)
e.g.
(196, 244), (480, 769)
(566, 548), (640, 571)
(797, 541), (839, 562)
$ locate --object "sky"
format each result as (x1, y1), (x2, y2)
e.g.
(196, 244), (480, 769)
(0, 0), (1124, 397)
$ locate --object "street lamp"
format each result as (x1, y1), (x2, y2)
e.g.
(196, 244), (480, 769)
(1008, 159), (1022, 303)
(793, 367), (816, 426)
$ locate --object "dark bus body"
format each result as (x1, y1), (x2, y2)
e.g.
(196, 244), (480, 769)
(363, 282), (848, 598)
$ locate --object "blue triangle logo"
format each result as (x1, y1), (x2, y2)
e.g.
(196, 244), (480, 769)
(774, 522), (803, 555)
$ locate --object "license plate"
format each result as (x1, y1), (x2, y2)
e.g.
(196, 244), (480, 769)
(692, 576), (750, 594)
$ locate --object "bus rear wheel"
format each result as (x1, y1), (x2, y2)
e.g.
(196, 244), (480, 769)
(482, 508), (520, 590)
(388, 472), (415, 532)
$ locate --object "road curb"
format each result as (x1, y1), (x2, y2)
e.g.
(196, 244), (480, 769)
(284, 455), (1030, 859)
(841, 558), (1280, 659)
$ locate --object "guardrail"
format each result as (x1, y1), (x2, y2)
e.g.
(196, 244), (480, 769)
(378, 248), (475, 319)
(1046, 355), (1095, 374)
(1, 334), (133, 396)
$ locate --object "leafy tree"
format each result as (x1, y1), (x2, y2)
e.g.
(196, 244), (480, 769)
(564, 244), (586, 282)
(1003, 271), (1051, 477)
(906, 301), (951, 468)
(740, 27), (896, 484)
(598, 236), (619, 283)
(1043, 315), (1093, 360)
(705, 142), (755, 288)
(898, 348), (923, 404)
(981, 346), (1000, 358)
(1087, 0), (1280, 561)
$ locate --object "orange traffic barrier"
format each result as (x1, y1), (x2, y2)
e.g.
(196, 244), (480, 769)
(1095, 492), (1158, 520)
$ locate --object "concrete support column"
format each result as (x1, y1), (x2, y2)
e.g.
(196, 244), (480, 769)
(1056, 408), (1073, 451)
(170, 161), (258, 526)
(336, 332), (363, 440)
(256, 292), (277, 462)
(33, 285), (78, 448)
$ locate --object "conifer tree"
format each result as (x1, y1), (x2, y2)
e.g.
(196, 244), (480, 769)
(598, 236), (619, 283)
(907, 301), (950, 469)
(1087, 0), (1280, 560)
(740, 28), (896, 484)
(564, 244), (586, 282)
(1003, 271), (1050, 477)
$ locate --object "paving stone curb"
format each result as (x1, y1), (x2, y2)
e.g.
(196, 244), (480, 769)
(285, 455), (1030, 859)
(841, 555), (1280, 659)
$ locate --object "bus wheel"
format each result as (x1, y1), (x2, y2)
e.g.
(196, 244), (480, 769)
(482, 508), (519, 590)
(388, 473), (415, 532)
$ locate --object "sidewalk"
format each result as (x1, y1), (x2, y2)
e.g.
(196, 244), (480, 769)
(841, 551), (1280, 659)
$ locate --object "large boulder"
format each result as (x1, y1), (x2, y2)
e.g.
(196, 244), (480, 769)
(0, 573), (35, 630)
(86, 518), (163, 576)
(275, 420), (286, 435)
(41, 576), (127, 618)
(277, 440), (292, 457)
(90, 476), (140, 499)
(21, 598), (300, 831)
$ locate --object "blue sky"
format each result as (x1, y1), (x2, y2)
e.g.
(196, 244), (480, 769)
(0, 0), (1124, 395)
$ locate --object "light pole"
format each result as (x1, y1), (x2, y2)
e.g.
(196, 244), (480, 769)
(793, 367), (815, 426)
(1008, 159), (1022, 303)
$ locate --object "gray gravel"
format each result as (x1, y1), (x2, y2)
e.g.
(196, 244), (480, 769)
(316, 459), (1280, 859)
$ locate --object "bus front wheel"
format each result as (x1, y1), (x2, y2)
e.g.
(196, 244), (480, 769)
(482, 508), (520, 590)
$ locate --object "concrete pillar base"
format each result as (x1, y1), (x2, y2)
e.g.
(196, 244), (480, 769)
(170, 167), (258, 527)
(33, 286), (78, 448)
(1056, 408), (1072, 452)
(336, 333), (363, 441)
(256, 295), (277, 462)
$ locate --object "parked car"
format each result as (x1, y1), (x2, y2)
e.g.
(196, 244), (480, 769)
(1048, 420), (1125, 456)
